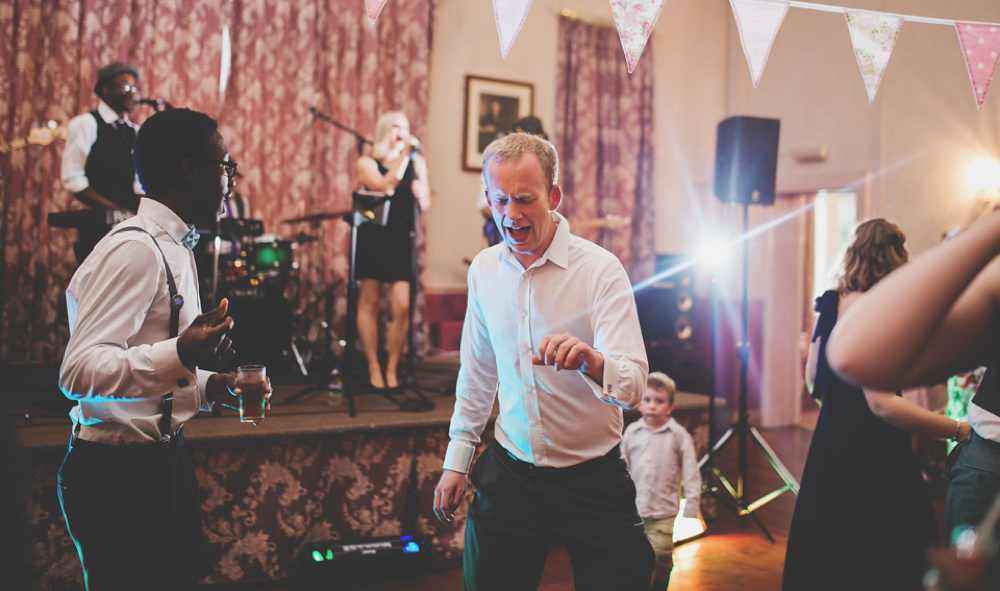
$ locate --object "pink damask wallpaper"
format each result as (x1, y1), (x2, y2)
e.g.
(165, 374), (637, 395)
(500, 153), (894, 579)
(0, 0), (434, 364)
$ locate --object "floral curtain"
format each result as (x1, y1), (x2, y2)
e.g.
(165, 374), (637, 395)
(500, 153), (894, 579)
(0, 0), (434, 364)
(553, 15), (655, 280)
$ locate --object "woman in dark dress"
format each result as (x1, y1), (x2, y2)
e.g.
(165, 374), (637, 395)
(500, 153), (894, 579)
(354, 111), (429, 390)
(783, 219), (969, 591)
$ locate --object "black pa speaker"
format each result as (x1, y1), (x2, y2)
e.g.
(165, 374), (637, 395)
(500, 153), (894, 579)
(634, 280), (695, 343)
(713, 116), (780, 205)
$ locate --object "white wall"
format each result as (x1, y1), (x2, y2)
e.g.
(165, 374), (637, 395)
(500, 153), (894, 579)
(721, 0), (1000, 425)
(424, 0), (729, 289)
(422, 0), (1000, 426)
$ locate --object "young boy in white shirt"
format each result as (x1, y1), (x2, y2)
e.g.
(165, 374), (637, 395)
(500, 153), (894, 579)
(622, 372), (701, 590)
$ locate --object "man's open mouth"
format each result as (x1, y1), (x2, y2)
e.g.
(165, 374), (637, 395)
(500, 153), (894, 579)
(506, 226), (530, 242)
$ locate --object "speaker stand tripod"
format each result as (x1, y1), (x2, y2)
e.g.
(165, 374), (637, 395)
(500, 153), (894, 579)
(697, 201), (799, 543)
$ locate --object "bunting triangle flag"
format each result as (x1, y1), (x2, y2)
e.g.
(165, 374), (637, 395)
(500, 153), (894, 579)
(845, 10), (904, 104)
(365, 0), (389, 28)
(730, 0), (789, 87)
(493, 0), (534, 58)
(610, 0), (667, 73)
(955, 23), (1000, 110)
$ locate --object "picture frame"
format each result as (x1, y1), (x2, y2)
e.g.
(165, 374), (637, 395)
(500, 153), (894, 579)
(463, 75), (534, 171)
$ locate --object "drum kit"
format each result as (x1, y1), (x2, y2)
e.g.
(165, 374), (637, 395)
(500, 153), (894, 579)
(199, 209), (351, 379)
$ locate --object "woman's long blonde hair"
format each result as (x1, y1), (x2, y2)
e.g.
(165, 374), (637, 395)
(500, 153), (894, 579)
(371, 111), (408, 161)
(836, 218), (908, 293)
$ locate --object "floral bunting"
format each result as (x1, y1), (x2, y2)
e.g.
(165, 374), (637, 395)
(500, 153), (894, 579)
(956, 23), (1000, 110)
(845, 10), (903, 104)
(730, 0), (789, 87)
(493, 0), (535, 59)
(610, 0), (667, 73)
(365, 0), (389, 28)
(360, 0), (1000, 108)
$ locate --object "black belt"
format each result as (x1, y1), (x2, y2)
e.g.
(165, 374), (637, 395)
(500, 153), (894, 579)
(496, 442), (622, 478)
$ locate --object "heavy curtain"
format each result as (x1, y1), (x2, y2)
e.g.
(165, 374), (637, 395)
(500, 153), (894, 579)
(0, 0), (434, 364)
(553, 15), (655, 279)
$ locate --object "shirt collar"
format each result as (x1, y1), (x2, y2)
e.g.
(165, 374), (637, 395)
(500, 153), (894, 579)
(497, 211), (570, 271)
(97, 100), (129, 125)
(137, 198), (193, 246)
(639, 416), (678, 434)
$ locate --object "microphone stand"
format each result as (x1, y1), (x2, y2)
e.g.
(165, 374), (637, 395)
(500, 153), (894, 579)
(283, 106), (373, 413)
(395, 184), (448, 411)
(309, 107), (372, 156)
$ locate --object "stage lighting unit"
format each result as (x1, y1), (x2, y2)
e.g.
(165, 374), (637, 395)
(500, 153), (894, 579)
(298, 535), (427, 581)
(304, 535), (424, 564)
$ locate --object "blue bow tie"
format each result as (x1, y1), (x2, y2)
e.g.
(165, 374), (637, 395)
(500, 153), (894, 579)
(180, 226), (200, 249)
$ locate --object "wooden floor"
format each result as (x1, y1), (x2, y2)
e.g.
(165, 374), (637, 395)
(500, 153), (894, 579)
(212, 423), (821, 591)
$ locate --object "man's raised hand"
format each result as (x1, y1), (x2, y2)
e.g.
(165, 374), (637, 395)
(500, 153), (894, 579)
(177, 298), (235, 369)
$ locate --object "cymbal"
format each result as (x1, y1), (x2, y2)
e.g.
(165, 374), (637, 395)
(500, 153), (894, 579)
(282, 210), (352, 224)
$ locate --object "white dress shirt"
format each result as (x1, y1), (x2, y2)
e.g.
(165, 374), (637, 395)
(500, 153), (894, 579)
(622, 416), (701, 519)
(61, 99), (144, 196)
(60, 198), (211, 445)
(443, 212), (648, 472)
(968, 402), (1000, 442)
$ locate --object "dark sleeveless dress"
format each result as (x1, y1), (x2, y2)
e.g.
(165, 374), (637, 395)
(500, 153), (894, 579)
(782, 290), (939, 591)
(354, 157), (417, 282)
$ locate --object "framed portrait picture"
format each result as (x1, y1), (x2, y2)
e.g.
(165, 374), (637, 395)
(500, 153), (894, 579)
(463, 75), (534, 171)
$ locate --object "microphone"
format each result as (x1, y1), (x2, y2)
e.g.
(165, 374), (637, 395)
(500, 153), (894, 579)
(138, 98), (173, 110)
(306, 92), (321, 128)
(408, 137), (422, 154)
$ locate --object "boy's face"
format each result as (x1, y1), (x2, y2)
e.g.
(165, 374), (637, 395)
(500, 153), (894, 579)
(638, 387), (674, 427)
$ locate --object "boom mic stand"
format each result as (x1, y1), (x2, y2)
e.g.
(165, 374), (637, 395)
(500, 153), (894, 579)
(309, 107), (371, 155)
(287, 110), (382, 413)
(697, 200), (799, 543)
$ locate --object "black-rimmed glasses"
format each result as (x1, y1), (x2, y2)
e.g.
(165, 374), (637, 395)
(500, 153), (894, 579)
(200, 159), (239, 178)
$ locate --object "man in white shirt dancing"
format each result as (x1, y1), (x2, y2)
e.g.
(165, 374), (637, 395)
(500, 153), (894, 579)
(434, 133), (653, 590)
(58, 108), (249, 590)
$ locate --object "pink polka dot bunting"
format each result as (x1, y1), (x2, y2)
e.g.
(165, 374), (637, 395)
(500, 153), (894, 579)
(956, 23), (1000, 110)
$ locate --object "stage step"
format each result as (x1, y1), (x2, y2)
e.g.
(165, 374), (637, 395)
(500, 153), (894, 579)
(430, 320), (464, 352)
(426, 291), (467, 352)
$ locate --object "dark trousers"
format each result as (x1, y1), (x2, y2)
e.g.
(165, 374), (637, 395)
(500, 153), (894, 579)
(57, 431), (202, 591)
(463, 442), (654, 591)
(944, 429), (1000, 542)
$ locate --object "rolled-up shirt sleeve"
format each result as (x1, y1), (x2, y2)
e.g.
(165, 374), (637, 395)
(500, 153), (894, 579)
(61, 114), (97, 195)
(443, 261), (499, 474)
(60, 240), (195, 401)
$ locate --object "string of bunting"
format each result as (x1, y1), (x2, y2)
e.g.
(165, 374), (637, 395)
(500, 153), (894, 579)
(362, 0), (999, 109)
(729, 0), (1000, 109)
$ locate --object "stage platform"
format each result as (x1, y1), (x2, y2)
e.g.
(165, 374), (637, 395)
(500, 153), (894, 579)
(9, 353), (464, 449)
(3, 353), (713, 590)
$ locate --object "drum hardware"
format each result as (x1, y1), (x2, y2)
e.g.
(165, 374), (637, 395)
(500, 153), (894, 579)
(196, 213), (306, 378)
(281, 209), (346, 391)
(286, 196), (407, 414)
(290, 231), (319, 244)
(281, 209), (353, 225)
